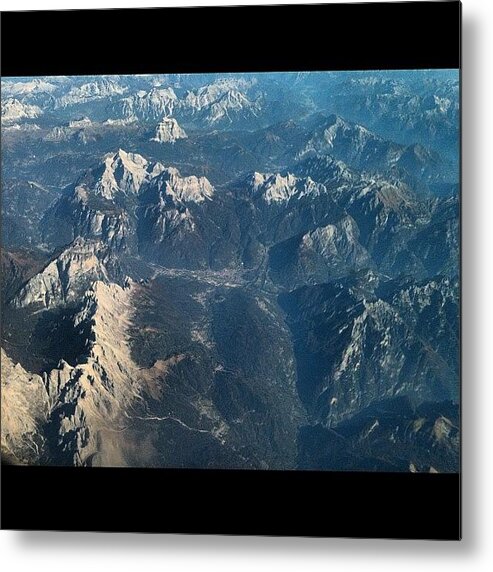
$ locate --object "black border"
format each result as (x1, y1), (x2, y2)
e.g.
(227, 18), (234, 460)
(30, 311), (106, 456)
(1, 465), (460, 539)
(0, 2), (460, 76)
(0, 2), (461, 539)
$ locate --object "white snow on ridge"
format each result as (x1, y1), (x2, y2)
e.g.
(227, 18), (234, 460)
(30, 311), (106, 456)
(94, 149), (164, 199)
(68, 117), (92, 128)
(251, 172), (299, 203)
(56, 78), (126, 107)
(250, 172), (324, 205)
(103, 117), (138, 126)
(2, 123), (41, 132)
(150, 116), (188, 144)
(119, 87), (179, 120)
(154, 167), (215, 204)
(117, 78), (258, 124)
(88, 148), (215, 204)
(1, 98), (42, 123)
(1, 78), (57, 97)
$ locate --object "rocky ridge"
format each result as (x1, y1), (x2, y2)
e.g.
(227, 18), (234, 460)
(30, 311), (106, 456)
(150, 116), (188, 143)
(3, 280), (155, 466)
(1, 98), (42, 123)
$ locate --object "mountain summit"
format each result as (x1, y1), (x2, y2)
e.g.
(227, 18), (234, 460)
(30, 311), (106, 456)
(150, 116), (188, 143)
(82, 149), (165, 199)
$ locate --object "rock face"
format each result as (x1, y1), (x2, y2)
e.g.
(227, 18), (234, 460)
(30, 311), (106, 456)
(298, 396), (460, 472)
(269, 215), (371, 287)
(3, 276), (305, 469)
(1, 98), (41, 122)
(299, 114), (387, 166)
(237, 170), (343, 241)
(137, 168), (215, 245)
(1, 349), (49, 465)
(150, 116), (188, 143)
(41, 151), (219, 267)
(137, 168), (233, 268)
(299, 114), (444, 183)
(40, 280), (142, 466)
(44, 118), (97, 144)
(41, 150), (165, 250)
(279, 274), (459, 426)
(116, 87), (179, 120)
(13, 238), (118, 309)
(113, 79), (260, 126)
(295, 153), (433, 274)
(302, 217), (369, 269)
(1, 79), (57, 98)
(55, 78), (126, 107)
(42, 186), (134, 251)
(146, 167), (214, 204)
(248, 172), (323, 204)
(89, 149), (165, 200)
(194, 87), (259, 125)
(295, 154), (358, 190)
(4, 281), (148, 466)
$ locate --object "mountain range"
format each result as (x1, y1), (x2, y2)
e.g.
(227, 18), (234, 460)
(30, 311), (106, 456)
(1, 71), (459, 472)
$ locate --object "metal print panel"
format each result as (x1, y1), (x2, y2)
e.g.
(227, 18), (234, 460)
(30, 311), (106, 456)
(0, 2), (461, 538)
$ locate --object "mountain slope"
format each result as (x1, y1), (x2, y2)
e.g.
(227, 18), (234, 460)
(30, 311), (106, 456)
(150, 116), (188, 143)
(279, 273), (459, 425)
(1, 348), (49, 465)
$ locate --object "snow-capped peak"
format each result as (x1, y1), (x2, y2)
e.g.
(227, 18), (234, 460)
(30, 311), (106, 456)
(150, 116), (188, 144)
(249, 172), (323, 204)
(322, 114), (374, 146)
(56, 78), (126, 107)
(152, 167), (215, 204)
(1, 78), (57, 97)
(117, 87), (178, 120)
(298, 114), (379, 162)
(1, 98), (42, 123)
(251, 172), (298, 203)
(68, 117), (92, 128)
(92, 149), (164, 199)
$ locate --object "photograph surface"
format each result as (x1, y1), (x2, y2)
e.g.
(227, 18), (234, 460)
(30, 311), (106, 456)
(1, 70), (459, 472)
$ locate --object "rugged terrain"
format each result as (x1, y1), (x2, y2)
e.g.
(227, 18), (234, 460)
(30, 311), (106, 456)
(1, 71), (459, 471)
